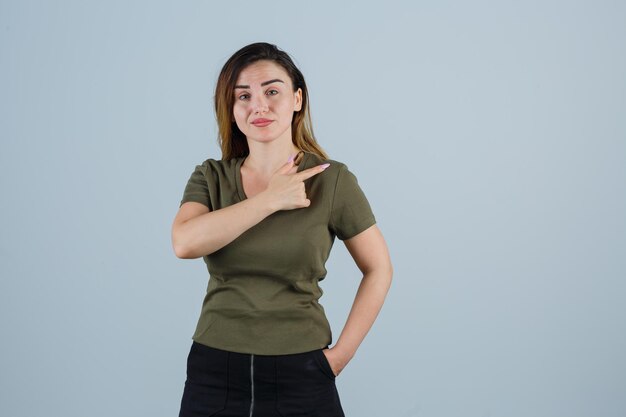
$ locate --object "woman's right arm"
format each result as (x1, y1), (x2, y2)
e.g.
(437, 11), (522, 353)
(171, 159), (329, 259)
(171, 194), (276, 259)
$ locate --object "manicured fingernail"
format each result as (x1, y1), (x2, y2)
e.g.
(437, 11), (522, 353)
(320, 163), (330, 169)
(288, 154), (295, 162)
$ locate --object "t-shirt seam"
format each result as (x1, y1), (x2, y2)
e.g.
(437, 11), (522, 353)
(327, 163), (345, 233)
(180, 160), (212, 208)
(341, 214), (377, 240)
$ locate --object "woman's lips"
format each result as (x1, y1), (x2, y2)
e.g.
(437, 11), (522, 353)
(252, 120), (273, 127)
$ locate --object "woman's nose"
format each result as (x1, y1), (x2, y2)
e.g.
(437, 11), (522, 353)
(252, 94), (269, 113)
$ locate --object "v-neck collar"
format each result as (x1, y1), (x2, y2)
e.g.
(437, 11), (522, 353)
(235, 151), (310, 201)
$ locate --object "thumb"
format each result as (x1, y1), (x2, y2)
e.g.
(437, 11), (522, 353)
(277, 153), (297, 174)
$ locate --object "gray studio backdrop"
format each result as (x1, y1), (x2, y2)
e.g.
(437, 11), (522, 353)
(1, 1), (624, 416)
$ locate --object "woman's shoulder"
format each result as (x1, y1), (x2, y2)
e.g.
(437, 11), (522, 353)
(303, 151), (347, 172)
(304, 151), (360, 183)
(193, 156), (241, 175)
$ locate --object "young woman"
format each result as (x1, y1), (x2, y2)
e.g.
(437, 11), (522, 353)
(172, 42), (392, 417)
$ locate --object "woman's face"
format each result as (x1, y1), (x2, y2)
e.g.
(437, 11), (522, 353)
(232, 60), (302, 146)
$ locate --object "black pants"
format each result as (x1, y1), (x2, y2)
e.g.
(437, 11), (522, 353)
(178, 341), (346, 417)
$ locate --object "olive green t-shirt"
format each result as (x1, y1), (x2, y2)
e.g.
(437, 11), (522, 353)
(178, 150), (376, 355)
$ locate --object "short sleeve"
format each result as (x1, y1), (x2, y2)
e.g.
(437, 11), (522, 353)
(329, 164), (377, 240)
(179, 161), (211, 209)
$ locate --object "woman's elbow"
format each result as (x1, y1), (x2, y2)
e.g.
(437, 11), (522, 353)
(171, 227), (193, 259)
(173, 243), (191, 259)
(375, 262), (394, 287)
(382, 263), (394, 284)
(172, 237), (191, 259)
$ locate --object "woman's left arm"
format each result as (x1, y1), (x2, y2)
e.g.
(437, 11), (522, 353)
(324, 224), (393, 376)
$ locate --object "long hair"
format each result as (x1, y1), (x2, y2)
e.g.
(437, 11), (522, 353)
(214, 42), (329, 160)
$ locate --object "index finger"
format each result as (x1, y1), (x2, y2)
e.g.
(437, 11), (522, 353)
(293, 163), (331, 181)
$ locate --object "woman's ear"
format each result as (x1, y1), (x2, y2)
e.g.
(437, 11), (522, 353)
(294, 88), (303, 112)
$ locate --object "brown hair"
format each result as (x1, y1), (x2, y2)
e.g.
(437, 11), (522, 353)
(213, 42), (329, 160)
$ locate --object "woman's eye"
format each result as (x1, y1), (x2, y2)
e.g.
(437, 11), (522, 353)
(238, 90), (277, 100)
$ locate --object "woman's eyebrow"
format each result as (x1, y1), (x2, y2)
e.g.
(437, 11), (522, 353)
(234, 79), (284, 89)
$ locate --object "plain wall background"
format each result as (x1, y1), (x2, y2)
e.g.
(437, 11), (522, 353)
(1, 1), (624, 416)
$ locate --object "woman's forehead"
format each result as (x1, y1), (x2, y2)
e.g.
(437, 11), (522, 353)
(236, 61), (289, 86)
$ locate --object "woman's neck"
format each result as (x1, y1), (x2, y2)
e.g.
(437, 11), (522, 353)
(243, 143), (302, 177)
